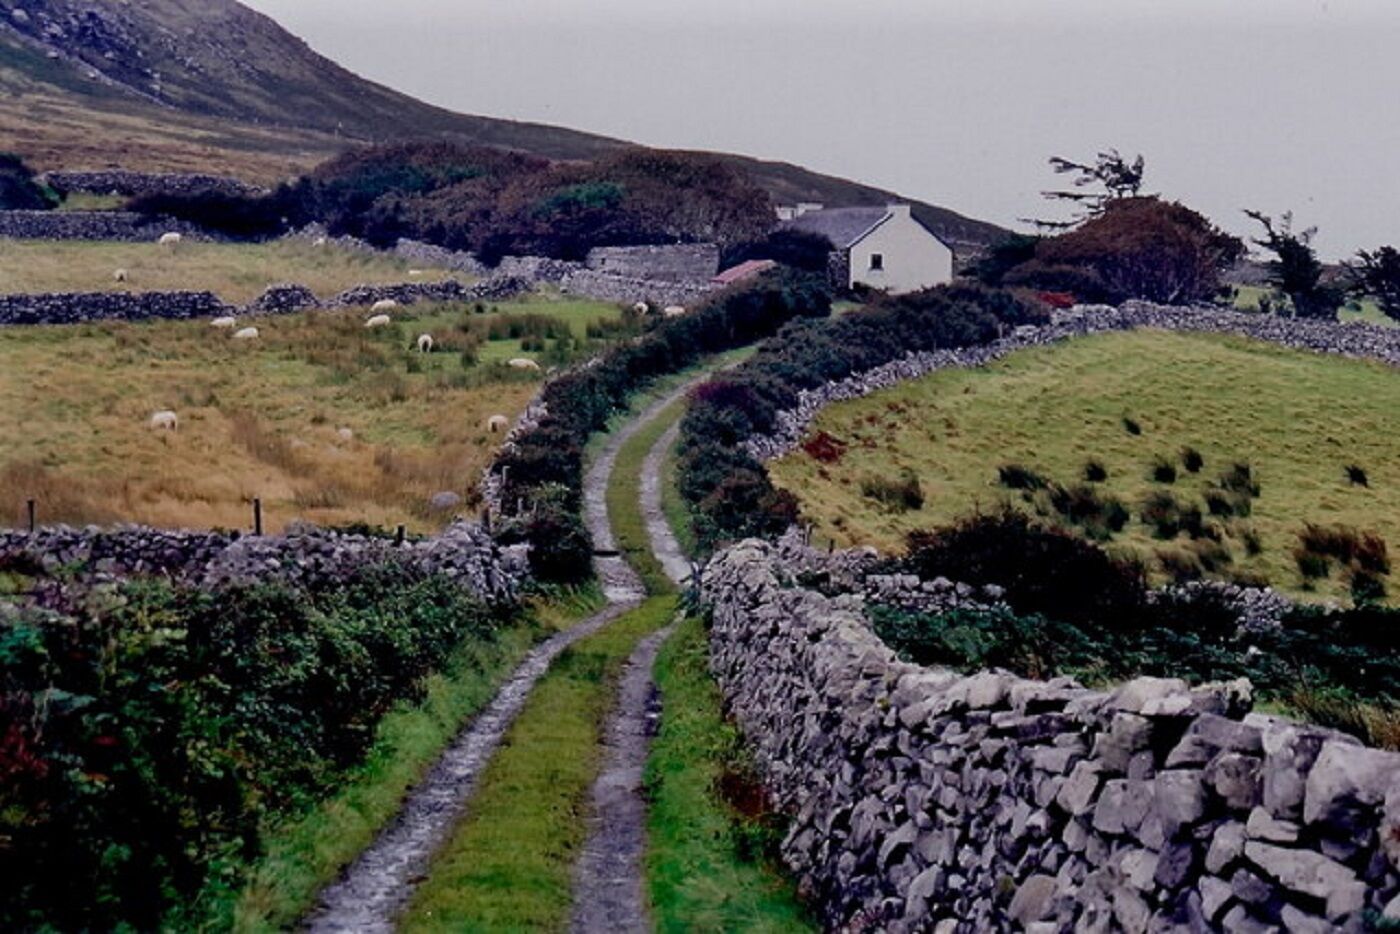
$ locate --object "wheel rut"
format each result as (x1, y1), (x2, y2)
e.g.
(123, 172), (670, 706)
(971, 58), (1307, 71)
(302, 371), (710, 933)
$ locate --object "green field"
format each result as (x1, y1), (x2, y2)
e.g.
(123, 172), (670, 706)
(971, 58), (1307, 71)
(0, 238), (458, 304)
(1233, 283), (1391, 328)
(771, 329), (1400, 602)
(0, 294), (624, 533)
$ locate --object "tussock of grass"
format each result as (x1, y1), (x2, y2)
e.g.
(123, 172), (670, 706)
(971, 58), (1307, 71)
(771, 330), (1400, 602)
(645, 616), (811, 932)
(399, 596), (677, 932)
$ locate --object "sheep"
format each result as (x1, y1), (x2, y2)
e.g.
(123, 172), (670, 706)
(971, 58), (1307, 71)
(336, 427), (355, 442)
(148, 410), (178, 431)
(663, 304), (686, 318)
(210, 316), (238, 329)
(507, 357), (541, 371)
(370, 298), (399, 313)
(312, 236), (327, 248)
(364, 314), (392, 329)
(113, 268), (128, 283)
(416, 333), (434, 353)
(408, 269), (425, 277)
(632, 301), (650, 314)
(487, 414), (510, 433)
(232, 327), (260, 341)
(158, 231), (182, 246)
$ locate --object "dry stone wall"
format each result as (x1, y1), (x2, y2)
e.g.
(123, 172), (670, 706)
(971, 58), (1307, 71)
(0, 210), (206, 242)
(702, 539), (1400, 932)
(0, 521), (527, 602)
(0, 289), (232, 325)
(584, 243), (720, 281)
(40, 170), (268, 200)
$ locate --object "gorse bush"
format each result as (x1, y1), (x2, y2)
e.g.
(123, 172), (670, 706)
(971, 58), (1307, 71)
(0, 562), (514, 931)
(0, 153), (58, 211)
(860, 469), (924, 513)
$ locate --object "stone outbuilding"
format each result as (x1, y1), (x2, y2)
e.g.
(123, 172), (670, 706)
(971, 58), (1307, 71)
(777, 202), (954, 294)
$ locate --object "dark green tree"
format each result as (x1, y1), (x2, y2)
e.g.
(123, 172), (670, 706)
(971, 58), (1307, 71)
(0, 153), (57, 210)
(1349, 246), (1400, 322)
(1244, 210), (1343, 319)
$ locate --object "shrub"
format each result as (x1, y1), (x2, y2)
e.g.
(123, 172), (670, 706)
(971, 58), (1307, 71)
(1083, 460), (1109, 483)
(1181, 447), (1205, 473)
(902, 510), (1146, 627)
(0, 153), (57, 210)
(1346, 464), (1370, 487)
(1149, 457), (1178, 484)
(1220, 462), (1261, 498)
(1295, 550), (1331, 580)
(127, 190), (289, 239)
(998, 463), (1048, 491)
(860, 469), (924, 513)
(1045, 483), (1129, 540)
(1140, 491), (1204, 539)
(871, 604), (1101, 681)
(1297, 524), (1390, 575)
(1122, 416), (1142, 436)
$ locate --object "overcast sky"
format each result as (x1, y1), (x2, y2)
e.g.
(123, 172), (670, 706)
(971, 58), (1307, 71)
(242, 0), (1399, 258)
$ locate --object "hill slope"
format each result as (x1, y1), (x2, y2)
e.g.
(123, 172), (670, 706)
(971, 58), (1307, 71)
(0, 0), (1006, 249)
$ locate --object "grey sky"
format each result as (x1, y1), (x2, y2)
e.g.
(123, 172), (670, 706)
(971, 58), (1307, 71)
(242, 0), (1399, 258)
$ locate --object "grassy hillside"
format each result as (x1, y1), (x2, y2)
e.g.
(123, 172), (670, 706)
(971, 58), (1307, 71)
(770, 329), (1400, 603)
(0, 239), (455, 304)
(0, 293), (624, 533)
(0, 2), (1005, 248)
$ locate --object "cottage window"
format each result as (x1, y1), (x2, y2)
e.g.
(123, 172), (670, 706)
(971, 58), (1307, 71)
(869, 253), (884, 271)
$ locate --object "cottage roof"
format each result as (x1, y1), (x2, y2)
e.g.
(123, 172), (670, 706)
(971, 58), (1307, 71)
(712, 258), (777, 286)
(779, 206), (892, 250)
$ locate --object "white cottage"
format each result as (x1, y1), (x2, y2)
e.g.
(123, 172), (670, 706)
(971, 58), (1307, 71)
(778, 203), (954, 294)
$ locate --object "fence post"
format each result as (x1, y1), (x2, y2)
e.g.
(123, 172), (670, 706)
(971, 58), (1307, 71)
(27, 498), (36, 534)
(396, 524), (406, 546)
(253, 498), (263, 536)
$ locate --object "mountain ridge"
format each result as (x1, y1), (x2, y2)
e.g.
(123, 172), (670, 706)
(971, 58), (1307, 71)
(0, 0), (1007, 249)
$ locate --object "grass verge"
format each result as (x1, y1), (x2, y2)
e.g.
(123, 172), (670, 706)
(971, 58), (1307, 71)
(184, 586), (602, 932)
(607, 398), (686, 596)
(399, 595), (677, 932)
(645, 616), (811, 932)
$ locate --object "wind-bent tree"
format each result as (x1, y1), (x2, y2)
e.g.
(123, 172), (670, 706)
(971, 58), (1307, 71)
(1244, 210), (1343, 320)
(1349, 246), (1400, 321)
(1027, 149), (1149, 230)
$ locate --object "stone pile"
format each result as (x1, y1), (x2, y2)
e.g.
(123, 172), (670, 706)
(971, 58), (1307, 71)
(746, 302), (1400, 463)
(0, 521), (528, 603)
(245, 283), (319, 315)
(702, 539), (1400, 932)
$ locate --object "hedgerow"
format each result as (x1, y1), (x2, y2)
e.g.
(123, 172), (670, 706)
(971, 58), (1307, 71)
(493, 268), (832, 582)
(0, 562), (516, 931)
(676, 284), (1044, 551)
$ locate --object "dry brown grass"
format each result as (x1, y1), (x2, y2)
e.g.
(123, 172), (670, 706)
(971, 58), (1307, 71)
(0, 296), (617, 533)
(0, 240), (457, 305)
(1288, 690), (1400, 751)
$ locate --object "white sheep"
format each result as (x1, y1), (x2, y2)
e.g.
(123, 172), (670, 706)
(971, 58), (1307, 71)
(408, 269), (425, 277)
(158, 231), (182, 246)
(632, 301), (649, 314)
(113, 268), (128, 283)
(487, 414), (510, 433)
(364, 314), (392, 329)
(370, 298), (399, 313)
(336, 427), (355, 442)
(210, 316), (238, 329)
(507, 357), (541, 371)
(663, 305), (686, 318)
(148, 410), (178, 431)
(232, 327), (260, 341)
(416, 333), (434, 353)
(312, 236), (327, 248)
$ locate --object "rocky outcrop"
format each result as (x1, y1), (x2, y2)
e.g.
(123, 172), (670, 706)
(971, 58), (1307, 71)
(746, 301), (1400, 463)
(701, 540), (1400, 932)
(0, 521), (527, 602)
(245, 283), (320, 315)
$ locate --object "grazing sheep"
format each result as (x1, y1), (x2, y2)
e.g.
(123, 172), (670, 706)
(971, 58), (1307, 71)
(416, 333), (434, 353)
(370, 298), (399, 313)
(312, 236), (327, 247)
(210, 316), (238, 329)
(113, 268), (128, 283)
(487, 414), (510, 433)
(364, 314), (392, 329)
(663, 304), (686, 318)
(632, 301), (649, 314)
(158, 231), (182, 246)
(336, 427), (355, 442)
(408, 269), (425, 277)
(148, 410), (178, 431)
(232, 327), (260, 341)
(507, 357), (541, 371)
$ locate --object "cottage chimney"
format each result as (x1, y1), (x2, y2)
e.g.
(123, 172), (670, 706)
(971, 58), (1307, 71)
(886, 203), (912, 219)
(796, 202), (824, 218)
(775, 205), (797, 221)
